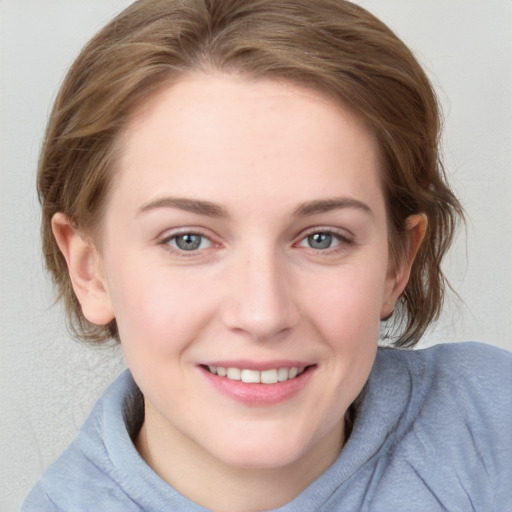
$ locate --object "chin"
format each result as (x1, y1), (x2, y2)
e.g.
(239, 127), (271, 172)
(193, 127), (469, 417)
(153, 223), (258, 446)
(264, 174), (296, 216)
(204, 422), (332, 471)
(216, 443), (307, 471)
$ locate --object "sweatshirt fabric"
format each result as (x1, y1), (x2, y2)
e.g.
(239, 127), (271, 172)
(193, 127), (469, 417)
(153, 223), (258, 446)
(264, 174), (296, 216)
(21, 342), (512, 511)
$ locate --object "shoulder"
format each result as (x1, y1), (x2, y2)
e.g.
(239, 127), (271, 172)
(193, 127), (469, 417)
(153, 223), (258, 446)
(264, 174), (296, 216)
(374, 342), (512, 509)
(416, 340), (512, 370)
(380, 342), (512, 427)
(20, 482), (59, 512)
(380, 339), (512, 364)
(19, 371), (144, 512)
(380, 340), (512, 388)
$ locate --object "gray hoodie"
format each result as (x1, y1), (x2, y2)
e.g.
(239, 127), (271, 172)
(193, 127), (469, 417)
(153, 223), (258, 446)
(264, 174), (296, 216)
(21, 342), (512, 511)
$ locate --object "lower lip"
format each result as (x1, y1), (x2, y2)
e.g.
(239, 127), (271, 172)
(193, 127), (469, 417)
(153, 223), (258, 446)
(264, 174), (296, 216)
(199, 366), (315, 406)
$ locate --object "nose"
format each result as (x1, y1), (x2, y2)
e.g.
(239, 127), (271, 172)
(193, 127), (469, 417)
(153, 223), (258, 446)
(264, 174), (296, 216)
(220, 246), (299, 341)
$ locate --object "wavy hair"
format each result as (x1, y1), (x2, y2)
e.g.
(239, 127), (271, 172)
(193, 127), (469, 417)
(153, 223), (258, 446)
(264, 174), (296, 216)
(38, 0), (463, 346)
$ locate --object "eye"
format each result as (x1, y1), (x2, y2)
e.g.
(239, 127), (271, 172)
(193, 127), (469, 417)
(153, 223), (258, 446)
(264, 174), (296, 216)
(297, 230), (353, 251)
(165, 233), (212, 252)
(301, 232), (339, 250)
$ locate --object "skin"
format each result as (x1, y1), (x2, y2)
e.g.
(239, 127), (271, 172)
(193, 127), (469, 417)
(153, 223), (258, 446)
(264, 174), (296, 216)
(53, 73), (426, 511)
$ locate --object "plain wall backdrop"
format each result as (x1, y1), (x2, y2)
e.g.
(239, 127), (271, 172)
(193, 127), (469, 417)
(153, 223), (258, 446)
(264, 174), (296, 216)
(1, 1), (511, 510)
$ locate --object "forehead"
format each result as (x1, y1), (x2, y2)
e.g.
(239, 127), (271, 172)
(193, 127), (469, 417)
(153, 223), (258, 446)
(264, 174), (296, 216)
(113, 73), (384, 217)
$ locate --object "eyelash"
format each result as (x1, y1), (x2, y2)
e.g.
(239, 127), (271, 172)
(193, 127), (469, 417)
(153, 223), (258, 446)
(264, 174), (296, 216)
(159, 227), (354, 256)
(160, 231), (215, 256)
(296, 228), (354, 253)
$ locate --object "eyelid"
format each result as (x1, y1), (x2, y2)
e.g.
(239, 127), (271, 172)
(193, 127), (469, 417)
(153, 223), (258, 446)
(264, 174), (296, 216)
(159, 227), (220, 255)
(297, 226), (355, 244)
(294, 226), (356, 256)
(160, 229), (210, 243)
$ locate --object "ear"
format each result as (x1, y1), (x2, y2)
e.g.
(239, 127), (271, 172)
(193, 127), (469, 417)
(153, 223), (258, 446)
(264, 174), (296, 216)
(52, 212), (114, 326)
(381, 213), (427, 318)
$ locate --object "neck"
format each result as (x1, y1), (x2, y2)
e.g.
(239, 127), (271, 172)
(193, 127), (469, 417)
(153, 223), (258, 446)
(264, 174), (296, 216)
(136, 409), (345, 512)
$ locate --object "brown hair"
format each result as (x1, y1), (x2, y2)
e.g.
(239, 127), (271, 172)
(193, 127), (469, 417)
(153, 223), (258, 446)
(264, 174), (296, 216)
(38, 0), (463, 346)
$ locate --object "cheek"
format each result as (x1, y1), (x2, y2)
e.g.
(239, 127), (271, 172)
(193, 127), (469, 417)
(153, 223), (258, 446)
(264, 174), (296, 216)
(105, 255), (219, 354)
(301, 262), (387, 337)
(297, 260), (385, 404)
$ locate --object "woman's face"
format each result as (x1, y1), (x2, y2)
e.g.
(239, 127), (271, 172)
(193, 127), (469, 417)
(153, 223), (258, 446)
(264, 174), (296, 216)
(89, 73), (407, 473)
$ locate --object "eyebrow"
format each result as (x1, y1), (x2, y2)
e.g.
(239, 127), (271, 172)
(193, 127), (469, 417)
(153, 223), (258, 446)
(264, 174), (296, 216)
(293, 197), (373, 217)
(137, 196), (372, 218)
(137, 197), (228, 217)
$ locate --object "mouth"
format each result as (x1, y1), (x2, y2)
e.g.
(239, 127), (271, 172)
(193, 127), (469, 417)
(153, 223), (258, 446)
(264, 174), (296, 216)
(199, 363), (316, 405)
(202, 365), (313, 384)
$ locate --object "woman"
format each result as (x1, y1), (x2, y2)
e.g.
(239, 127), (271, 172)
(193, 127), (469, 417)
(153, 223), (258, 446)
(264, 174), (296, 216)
(21, 0), (511, 510)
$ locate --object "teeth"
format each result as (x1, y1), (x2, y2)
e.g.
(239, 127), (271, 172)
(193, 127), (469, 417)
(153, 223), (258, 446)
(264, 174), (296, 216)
(241, 369), (260, 383)
(207, 365), (306, 384)
(261, 369), (278, 384)
(277, 368), (289, 382)
(226, 367), (241, 380)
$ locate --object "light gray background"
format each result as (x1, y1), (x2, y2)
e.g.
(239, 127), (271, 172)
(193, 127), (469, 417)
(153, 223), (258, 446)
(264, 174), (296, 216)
(1, 1), (511, 510)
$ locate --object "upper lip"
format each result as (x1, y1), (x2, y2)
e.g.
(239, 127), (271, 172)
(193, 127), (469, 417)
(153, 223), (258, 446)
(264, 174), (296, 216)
(199, 360), (315, 371)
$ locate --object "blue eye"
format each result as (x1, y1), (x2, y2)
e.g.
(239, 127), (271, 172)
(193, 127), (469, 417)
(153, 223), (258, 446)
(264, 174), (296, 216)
(166, 233), (212, 251)
(299, 232), (342, 250)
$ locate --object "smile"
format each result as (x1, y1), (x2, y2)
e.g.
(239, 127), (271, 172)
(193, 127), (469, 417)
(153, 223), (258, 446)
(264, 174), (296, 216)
(206, 365), (308, 384)
(200, 363), (316, 405)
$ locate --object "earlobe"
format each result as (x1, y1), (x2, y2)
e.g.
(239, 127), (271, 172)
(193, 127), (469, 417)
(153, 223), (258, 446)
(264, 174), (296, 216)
(381, 213), (428, 318)
(51, 213), (114, 326)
